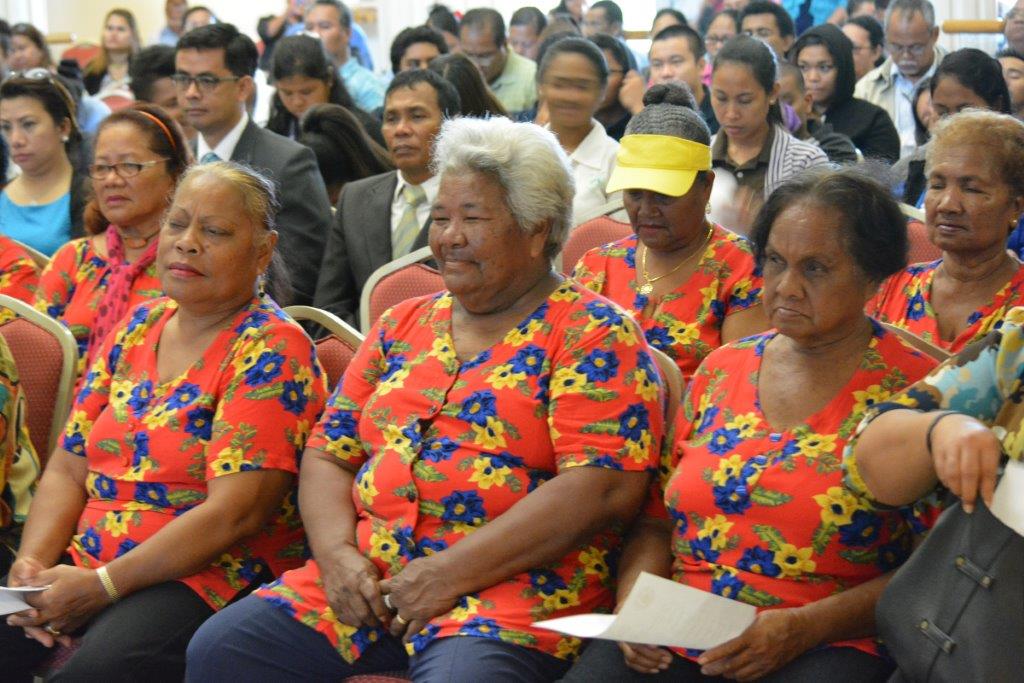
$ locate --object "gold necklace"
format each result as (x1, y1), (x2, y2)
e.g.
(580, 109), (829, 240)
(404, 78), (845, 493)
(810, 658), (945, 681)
(637, 223), (714, 296)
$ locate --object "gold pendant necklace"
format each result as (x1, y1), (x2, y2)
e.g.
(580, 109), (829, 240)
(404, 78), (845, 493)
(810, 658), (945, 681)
(637, 223), (714, 296)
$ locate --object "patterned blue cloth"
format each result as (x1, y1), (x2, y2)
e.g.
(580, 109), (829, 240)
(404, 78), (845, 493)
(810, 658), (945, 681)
(339, 58), (384, 112)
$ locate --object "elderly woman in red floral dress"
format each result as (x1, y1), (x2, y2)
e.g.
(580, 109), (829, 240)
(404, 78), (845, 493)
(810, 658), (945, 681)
(0, 162), (325, 682)
(188, 117), (665, 682)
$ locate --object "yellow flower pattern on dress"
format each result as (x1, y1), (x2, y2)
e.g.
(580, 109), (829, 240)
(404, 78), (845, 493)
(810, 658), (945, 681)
(258, 283), (663, 664)
(662, 324), (938, 658)
(63, 297), (326, 610)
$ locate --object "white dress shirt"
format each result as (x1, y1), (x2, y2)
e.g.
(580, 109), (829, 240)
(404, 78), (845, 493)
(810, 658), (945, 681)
(197, 112), (250, 162)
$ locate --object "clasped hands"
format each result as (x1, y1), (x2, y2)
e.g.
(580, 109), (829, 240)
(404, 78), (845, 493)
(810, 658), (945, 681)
(322, 545), (459, 642)
(5, 557), (113, 647)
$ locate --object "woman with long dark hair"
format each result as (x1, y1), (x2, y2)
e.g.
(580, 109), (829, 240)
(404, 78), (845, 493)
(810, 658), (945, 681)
(83, 8), (140, 99)
(266, 35), (383, 146)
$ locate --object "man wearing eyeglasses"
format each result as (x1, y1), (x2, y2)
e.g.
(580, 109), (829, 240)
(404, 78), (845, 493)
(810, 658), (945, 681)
(854, 0), (946, 159)
(459, 8), (536, 115)
(174, 23), (332, 305)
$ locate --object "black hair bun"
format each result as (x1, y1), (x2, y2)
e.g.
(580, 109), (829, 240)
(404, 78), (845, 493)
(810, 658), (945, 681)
(643, 82), (698, 110)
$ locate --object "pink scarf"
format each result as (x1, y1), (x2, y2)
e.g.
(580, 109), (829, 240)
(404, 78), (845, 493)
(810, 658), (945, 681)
(86, 225), (159, 369)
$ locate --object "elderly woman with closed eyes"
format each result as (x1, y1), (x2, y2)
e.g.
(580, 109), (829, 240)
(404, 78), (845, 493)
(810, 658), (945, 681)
(188, 116), (665, 682)
(0, 162), (326, 682)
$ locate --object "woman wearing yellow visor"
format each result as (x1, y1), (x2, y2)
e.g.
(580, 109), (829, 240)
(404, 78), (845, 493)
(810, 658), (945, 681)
(572, 83), (767, 381)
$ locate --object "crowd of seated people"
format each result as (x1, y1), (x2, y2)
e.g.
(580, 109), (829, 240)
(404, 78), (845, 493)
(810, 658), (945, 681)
(0, 0), (1022, 680)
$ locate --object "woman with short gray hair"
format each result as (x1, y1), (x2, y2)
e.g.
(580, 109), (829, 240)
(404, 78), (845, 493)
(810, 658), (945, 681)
(187, 116), (666, 682)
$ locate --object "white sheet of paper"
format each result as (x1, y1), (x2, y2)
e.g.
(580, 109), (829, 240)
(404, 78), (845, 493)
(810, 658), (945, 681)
(991, 459), (1024, 537)
(534, 572), (756, 650)
(0, 585), (50, 617)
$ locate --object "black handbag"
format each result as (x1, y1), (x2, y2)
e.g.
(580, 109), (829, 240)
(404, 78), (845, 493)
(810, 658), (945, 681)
(876, 494), (1024, 682)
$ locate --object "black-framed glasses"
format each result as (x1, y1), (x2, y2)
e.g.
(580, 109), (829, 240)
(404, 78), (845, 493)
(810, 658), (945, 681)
(170, 73), (241, 93)
(88, 159), (168, 180)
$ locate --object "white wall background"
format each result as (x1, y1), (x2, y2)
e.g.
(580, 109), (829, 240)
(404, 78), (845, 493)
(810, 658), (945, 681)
(0, 0), (1006, 75)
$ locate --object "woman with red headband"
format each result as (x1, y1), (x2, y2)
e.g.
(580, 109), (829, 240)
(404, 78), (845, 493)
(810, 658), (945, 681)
(34, 103), (192, 377)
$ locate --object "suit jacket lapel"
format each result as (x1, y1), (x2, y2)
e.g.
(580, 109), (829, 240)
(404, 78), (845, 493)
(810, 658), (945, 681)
(230, 120), (259, 163)
(362, 172), (399, 272)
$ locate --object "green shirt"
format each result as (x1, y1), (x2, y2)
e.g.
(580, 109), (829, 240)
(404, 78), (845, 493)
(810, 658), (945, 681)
(490, 51), (537, 114)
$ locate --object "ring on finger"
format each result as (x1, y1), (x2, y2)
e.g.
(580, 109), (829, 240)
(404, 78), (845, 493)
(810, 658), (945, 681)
(394, 613), (408, 625)
(44, 624), (61, 637)
(383, 594), (394, 612)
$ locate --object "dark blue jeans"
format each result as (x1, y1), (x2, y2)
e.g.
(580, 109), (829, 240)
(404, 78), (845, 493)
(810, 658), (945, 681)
(559, 638), (894, 682)
(186, 594), (572, 682)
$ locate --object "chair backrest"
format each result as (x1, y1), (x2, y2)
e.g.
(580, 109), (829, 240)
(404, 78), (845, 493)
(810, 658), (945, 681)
(284, 305), (364, 391)
(0, 294), (78, 461)
(561, 216), (634, 275)
(649, 346), (685, 427)
(881, 322), (951, 362)
(906, 219), (941, 264)
(899, 203), (942, 265)
(60, 42), (101, 70)
(8, 239), (49, 268)
(360, 246), (443, 333)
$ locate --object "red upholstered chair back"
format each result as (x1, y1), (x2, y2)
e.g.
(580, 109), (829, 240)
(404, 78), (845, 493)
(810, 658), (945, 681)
(906, 219), (941, 264)
(101, 94), (134, 111)
(0, 295), (78, 462)
(60, 43), (101, 70)
(315, 335), (357, 391)
(283, 306), (363, 392)
(561, 217), (633, 275)
(362, 264), (442, 331)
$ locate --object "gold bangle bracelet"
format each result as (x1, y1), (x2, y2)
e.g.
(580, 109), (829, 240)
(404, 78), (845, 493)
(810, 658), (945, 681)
(96, 565), (120, 602)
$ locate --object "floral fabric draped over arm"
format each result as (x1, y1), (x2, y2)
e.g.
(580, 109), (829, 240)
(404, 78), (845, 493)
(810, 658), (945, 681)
(663, 323), (937, 656)
(256, 281), (664, 664)
(845, 306), (1024, 508)
(572, 226), (762, 381)
(0, 236), (39, 304)
(869, 260), (1024, 353)
(63, 296), (326, 609)
(0, 334), (39, 531)
(33, 238), (162, 375)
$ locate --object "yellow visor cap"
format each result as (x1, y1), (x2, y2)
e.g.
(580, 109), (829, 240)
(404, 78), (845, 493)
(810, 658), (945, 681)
(606, 134), (712, 197)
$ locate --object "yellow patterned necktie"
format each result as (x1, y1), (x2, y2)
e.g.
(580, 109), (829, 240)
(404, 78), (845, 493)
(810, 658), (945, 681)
(392, 183), (427, 258)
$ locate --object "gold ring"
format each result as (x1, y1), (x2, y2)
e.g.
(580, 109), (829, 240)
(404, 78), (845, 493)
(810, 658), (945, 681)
(394, 614), (408, 625)
(44, 624), (61, 636)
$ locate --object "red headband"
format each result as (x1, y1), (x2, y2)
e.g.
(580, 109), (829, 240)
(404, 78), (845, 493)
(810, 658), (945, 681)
(136, 109), (177, 153)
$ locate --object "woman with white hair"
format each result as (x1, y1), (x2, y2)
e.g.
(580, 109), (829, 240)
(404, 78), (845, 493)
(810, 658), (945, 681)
(186, 117), (666, 682)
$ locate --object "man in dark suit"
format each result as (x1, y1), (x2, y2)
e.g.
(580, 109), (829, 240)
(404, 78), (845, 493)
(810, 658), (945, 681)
(175, 23), (332, 305)
(313, 69), (461, 326)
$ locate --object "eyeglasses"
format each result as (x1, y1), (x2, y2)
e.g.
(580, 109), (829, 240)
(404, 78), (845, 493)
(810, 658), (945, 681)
(797, 62), (835, 75)
(170, 73), (241, 92)
(705, 34), (733, 45)
(88, 159), (168, 180)
(885, 42), (929, 57)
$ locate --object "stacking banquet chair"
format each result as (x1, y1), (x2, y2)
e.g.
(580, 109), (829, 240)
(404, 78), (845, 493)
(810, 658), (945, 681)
(0, 294), (78, 462)
(558, 197), (630, 274)
(360, 246), (443, 334)
(284, 305), (364, 391)
(900, 203), (942, 264)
